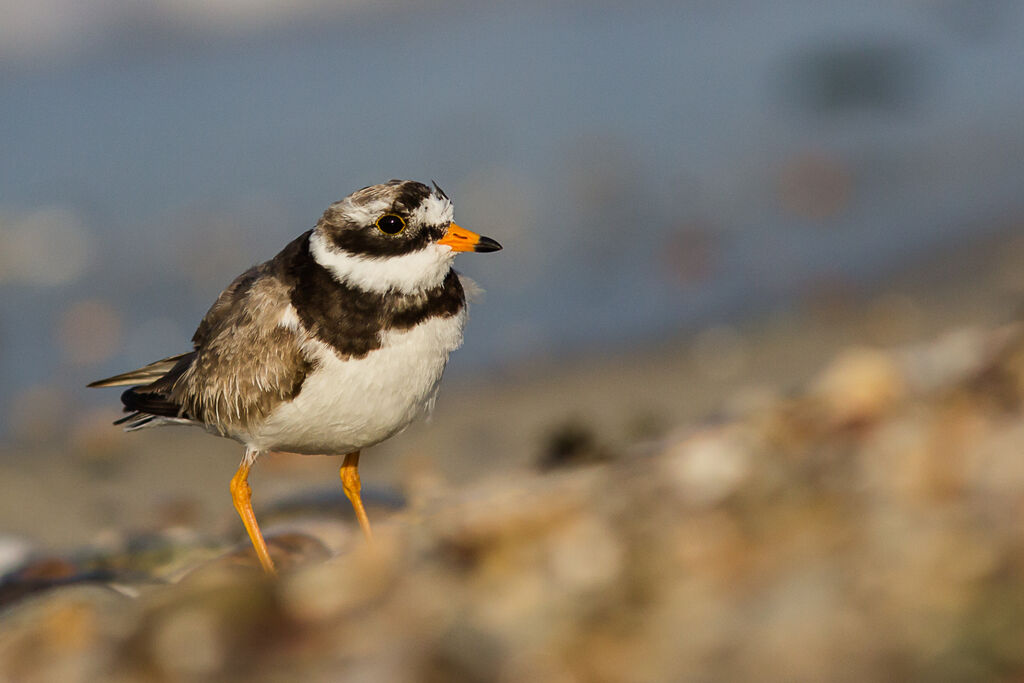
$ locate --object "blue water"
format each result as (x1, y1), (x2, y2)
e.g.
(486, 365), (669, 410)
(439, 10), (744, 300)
(2, 1), (1024, 434)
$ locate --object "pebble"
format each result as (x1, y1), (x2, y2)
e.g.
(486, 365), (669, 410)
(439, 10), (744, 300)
(811, 346), (906, 426)
(663, 427), (751, 507)
(1, 325), (1024, 681)
(0, 535), (32, 575)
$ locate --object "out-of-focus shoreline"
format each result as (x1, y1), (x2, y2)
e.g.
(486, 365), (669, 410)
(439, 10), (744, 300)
(1, 224), (1023, 550)
(2, 226), (1024, 681)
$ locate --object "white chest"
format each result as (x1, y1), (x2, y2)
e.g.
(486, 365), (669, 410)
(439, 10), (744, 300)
(247, 310), (467, 454)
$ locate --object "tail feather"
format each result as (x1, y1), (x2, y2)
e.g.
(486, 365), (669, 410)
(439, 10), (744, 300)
(116, 413), (197, 431)
(120, 386), (186, 418)
(90, 352), (198, 431)
(87, 353), (192, 388)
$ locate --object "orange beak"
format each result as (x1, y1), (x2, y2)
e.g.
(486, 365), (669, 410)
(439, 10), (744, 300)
(437, 223), (503, 253)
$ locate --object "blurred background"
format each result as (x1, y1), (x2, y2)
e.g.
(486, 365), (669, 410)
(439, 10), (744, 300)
(3, 0), (1024, 540)
(3, 0), (1023, 437)
(3, 2), (1024, 679)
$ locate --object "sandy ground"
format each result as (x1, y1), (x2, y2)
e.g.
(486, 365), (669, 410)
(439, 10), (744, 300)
(1, 225), (1022, 552)
(1, 227), (1024, 682)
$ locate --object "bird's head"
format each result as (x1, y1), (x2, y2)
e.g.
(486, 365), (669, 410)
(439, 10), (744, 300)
(311, 180), (501, 294)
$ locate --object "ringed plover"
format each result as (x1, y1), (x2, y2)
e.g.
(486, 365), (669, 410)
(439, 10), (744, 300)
(90, 180), (502, 574)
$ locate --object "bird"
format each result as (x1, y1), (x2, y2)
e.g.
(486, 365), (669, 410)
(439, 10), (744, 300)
(89, 180), (502, 574)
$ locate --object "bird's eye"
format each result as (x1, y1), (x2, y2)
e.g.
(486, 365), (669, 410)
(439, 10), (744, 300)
(375, 214), (406, 235)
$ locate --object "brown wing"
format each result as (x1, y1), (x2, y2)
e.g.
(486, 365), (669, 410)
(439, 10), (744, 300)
(96, 232), (315, 434)
(168, 261), (313, 435)
(88, 353), (193, 388)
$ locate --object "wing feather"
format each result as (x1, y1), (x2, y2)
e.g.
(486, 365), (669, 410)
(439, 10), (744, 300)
(90, 233), (315, 435)
(87, 353), (192, 388)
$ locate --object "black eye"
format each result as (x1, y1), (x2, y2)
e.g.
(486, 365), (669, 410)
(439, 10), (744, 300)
(375, 214), (406, 235)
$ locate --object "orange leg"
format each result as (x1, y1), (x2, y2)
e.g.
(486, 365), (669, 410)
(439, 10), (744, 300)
(340, 451), (373, 541)
(230, 451), (276, 575)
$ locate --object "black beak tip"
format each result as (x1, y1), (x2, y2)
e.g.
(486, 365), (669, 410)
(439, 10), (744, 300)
(474, 236), (503, 253)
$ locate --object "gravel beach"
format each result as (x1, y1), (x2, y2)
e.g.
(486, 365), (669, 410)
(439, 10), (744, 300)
(2, 228), (1024, 681)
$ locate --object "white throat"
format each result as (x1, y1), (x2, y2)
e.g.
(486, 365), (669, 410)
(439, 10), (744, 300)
(309, 230), (456, 294)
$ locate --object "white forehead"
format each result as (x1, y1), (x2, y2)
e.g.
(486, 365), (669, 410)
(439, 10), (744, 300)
(334, 197), (392, 227)
(409, 193), (454, 227)
(331, 191), (453, 227)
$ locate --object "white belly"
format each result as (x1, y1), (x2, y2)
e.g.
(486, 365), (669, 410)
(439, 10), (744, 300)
(245, 311), (466, 454)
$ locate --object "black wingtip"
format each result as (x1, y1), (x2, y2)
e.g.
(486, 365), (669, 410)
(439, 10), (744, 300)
(474, 235), (503, 253)
(113, 412), (137, 426)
